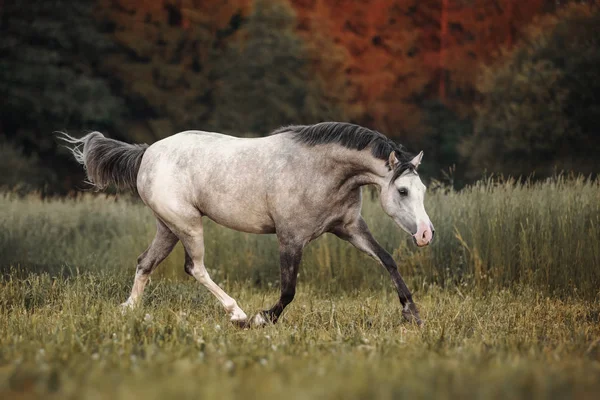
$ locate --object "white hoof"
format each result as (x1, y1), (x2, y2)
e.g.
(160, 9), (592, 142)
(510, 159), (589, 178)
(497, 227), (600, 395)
(230, 309), (248, 322)
(119, 300), (136, 314)
(228, 308), (249, 328)
(252, 313), (268, 327)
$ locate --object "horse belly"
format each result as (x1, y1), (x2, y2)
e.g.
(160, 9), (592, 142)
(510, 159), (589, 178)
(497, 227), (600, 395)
(198, 178), (275, 234)
(203, 204), (275, 234)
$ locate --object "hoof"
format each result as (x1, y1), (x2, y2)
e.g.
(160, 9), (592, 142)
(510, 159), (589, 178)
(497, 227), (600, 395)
(230, 318), (251, 329)
(402, 303), (423, 327)
(251, 312), (271, 328)
(119, 301), (136, 314)
(229, 312), (274, 329)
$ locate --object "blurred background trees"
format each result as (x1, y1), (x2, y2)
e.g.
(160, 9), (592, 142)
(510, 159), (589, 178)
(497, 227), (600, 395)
(462, 4), (600, 178)
(0, 0), (597, 193)
(208, 0), (347, 134)
(0, 0), (122, 191)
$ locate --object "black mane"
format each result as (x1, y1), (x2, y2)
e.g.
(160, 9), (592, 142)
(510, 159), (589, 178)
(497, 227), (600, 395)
(272, 122), (415, 177)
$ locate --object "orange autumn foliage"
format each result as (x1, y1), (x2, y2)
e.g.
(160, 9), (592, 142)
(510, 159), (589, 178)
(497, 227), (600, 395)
(96, 0), (549, 139)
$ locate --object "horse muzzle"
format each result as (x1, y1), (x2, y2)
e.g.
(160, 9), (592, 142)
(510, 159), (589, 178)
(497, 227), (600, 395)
(412, 221), (435, 247)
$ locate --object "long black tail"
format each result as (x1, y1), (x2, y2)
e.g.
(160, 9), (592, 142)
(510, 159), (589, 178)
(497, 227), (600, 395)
(58, 132), (148, 192)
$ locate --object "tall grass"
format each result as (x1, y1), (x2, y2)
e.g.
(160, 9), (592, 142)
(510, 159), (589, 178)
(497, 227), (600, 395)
(1, 176), (598, 299)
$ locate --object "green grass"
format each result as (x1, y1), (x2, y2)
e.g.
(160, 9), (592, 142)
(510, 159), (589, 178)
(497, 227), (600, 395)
(0, 176), (599, 398)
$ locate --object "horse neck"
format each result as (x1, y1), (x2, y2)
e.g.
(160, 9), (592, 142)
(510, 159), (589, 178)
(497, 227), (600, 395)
(328, 146), (390, 191)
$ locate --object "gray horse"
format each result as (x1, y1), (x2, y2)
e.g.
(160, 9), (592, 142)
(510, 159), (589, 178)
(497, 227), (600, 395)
(61, 122), (434, 327)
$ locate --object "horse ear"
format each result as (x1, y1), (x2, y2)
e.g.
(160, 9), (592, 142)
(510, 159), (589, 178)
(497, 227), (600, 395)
(410, 151), (424, 169)
(388, 151), (399, 170)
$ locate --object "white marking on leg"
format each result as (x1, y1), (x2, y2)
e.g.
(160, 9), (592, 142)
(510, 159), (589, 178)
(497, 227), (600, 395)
(128, 272), (149, 304)
(190, 264), (248, 322)
(121, 272), (150, 311)
(122, 220), (178, 310)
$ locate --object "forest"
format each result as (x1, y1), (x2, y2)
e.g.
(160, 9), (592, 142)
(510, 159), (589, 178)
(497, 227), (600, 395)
(0, 0), (598, 192)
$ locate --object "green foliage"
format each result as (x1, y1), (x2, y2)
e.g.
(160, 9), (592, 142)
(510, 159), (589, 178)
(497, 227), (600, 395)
(0, 141), (56, 192)
(418, 100), (472, 184)
(95, 0), (219, 143)
(462, 4), (600, 178)
(0, 0), (122, 151)
(209, 0), (345, 135)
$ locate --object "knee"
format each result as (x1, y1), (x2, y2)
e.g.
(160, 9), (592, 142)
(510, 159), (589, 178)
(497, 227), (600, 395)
(136, 264), (152, 276)
(136, 248), (150, 265)
(193, 269), (208, 283)
(136, 255), (153, 275)
(183, 252), (206, 278)
(185, 263), (209, 283)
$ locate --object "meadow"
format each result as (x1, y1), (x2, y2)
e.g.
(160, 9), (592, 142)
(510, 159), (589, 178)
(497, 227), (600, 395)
(0, 176), (599, 399)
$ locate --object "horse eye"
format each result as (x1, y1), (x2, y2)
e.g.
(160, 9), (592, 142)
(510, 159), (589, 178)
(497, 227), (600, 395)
(398, 188), (409, 197)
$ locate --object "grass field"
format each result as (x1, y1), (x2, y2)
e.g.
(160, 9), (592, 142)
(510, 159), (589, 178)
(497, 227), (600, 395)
(1, 176), (599, 399)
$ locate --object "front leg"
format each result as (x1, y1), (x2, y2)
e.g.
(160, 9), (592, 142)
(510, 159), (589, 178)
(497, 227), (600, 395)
(333, 217), (422, 326)
(252, 237), (304, 326)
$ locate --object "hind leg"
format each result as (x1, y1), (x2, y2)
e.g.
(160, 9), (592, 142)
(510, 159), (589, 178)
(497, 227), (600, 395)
(121, 218), (178, 309)
(179, 222), (248, 324)
(146, 196), (248, 323)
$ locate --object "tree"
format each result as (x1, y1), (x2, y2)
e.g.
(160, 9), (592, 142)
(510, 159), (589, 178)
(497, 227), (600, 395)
(298, 14), (358, 125)
(433, 0), (547, 117)
(0, 0), (122, 153)
(419, 100), (472, 184)
(460, 4), (600, 178)
(96, 0), (231, 143)
(208, 0), (345, 135)
(0, 141), (56, 193)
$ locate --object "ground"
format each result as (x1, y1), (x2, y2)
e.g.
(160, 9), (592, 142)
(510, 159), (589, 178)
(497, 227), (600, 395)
(1, 274), (599, 399)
